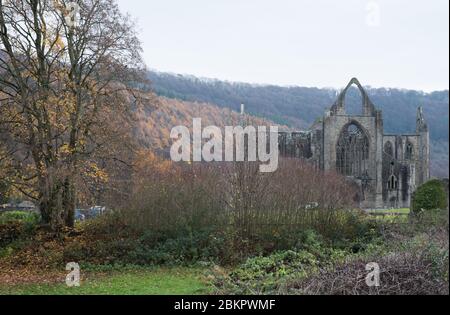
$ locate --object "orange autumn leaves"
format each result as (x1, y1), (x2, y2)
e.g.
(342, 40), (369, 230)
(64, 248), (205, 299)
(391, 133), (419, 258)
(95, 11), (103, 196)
(133, 149), (174, 182)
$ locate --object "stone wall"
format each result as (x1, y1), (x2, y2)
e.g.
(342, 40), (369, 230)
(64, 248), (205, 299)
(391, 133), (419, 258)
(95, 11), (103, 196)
(278, 78), (430, 209)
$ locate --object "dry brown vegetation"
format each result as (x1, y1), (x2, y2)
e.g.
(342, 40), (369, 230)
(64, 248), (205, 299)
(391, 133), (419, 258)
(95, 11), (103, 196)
(125, 156), (358, 241)
(285, 227), (449, 295)
(134, 96), (287, 154)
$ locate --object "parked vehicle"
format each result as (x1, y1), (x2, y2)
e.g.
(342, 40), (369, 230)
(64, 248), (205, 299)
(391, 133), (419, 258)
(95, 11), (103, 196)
(74, 206), (108, 221)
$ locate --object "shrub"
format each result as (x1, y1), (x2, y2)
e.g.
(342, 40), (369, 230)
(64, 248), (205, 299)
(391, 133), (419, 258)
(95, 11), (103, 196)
(412, 180), (448, 214)
(0, 160), (369, 268)
(0, 211), (39, 225)
(231, 250), (318, 281)
(213, 244), (352, 294)
(128, 228), (228, 265)
(0, 222), (25, 247)
(122, 159), (359, 260)
(0, 212), (39, 247)
(216, 250), (318, 294)
(285, 232), (449, 295)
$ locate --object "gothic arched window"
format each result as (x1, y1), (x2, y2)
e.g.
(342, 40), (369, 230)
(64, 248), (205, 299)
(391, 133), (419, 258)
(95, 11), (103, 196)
(388, 175), (398, 190)
(384, 141), (393, 157)
(336, 123), (370, 177)
(405, 143), (414, 160)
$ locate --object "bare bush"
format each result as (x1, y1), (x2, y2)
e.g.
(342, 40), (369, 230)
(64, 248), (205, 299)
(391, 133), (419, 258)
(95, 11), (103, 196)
(123, 156), (358, 243)
(219, 158), (359, 240)
(285, 229), (449, 295)
(123, 152), (227, 232)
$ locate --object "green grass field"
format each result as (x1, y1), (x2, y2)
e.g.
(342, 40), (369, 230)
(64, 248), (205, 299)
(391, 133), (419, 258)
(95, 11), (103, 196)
(0, 268), (212, 295)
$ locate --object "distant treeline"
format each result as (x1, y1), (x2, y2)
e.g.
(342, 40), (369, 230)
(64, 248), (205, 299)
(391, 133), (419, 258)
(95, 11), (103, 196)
(148, 71), (449, 178)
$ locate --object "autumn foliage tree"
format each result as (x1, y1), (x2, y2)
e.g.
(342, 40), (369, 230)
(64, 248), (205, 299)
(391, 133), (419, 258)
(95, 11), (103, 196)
(0, 0), (148, 229)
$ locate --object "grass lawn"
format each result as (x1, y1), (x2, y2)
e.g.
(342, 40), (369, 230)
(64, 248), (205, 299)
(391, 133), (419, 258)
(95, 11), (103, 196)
(0, 268), (212, 295)
(366, 208), (410, 223)
(367, 208), (410, 214)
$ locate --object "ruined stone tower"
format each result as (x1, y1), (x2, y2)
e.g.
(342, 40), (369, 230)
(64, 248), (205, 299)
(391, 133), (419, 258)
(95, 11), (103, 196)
(279, 78), (430, 209)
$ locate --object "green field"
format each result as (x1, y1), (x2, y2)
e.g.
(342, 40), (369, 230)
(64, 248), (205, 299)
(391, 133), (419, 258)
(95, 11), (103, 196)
(0, 268), (212, 295)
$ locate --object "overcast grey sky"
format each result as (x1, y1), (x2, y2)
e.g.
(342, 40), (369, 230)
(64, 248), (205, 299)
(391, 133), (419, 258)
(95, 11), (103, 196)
(117, 0), (449, 92)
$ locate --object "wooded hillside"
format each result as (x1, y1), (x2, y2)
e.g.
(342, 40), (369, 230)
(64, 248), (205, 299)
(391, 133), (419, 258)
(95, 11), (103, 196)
(148, 71), (449, 177)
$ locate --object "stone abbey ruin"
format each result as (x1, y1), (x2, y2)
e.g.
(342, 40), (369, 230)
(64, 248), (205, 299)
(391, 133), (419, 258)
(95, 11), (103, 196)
(279, 78), (430, 209)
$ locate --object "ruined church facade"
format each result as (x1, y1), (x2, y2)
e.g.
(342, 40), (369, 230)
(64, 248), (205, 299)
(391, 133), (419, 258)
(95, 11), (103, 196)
(279, 78), (430, 209)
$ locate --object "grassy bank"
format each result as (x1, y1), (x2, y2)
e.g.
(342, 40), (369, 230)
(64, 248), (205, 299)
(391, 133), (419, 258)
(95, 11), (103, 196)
(0, 267), (212, 295)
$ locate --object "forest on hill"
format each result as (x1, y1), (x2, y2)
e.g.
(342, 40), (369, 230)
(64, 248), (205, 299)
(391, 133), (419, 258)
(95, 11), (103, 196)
(148, 71), (449, 178)
(134, 96), (282, 157)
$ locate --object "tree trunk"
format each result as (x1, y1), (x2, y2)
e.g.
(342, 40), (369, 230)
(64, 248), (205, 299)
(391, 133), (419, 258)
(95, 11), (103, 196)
(63, 177), (76, 228)
(38, 175), (64, 230)
(39, 177), (76, 230)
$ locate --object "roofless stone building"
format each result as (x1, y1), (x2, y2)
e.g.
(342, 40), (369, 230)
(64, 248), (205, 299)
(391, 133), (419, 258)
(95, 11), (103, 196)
(279, 78), (430, 209)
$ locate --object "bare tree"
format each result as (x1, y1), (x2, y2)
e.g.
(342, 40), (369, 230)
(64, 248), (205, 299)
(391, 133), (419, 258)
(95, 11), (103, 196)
(0, 0), (148, 229)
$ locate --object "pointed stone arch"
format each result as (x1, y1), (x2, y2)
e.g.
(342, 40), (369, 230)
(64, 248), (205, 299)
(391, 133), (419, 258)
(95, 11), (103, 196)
(384, 141), (394, 157)
(330, 78), (376, 116)
(388, 174), (399, 190)
(405, 142), (414, 160)
(336, 121), (370, 177)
